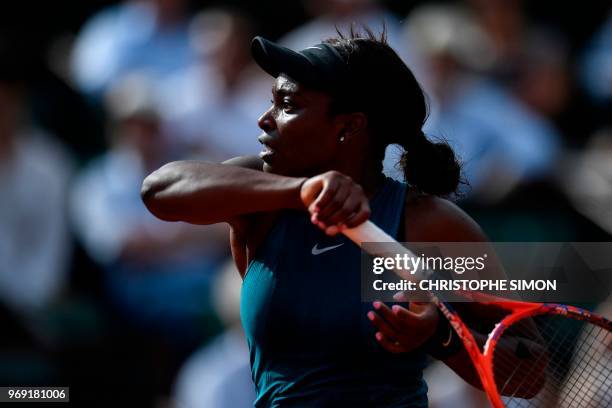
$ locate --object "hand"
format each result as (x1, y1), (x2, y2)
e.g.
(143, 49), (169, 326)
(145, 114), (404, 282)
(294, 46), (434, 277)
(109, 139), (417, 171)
(299, 171), (370, 235)
(367, 301), (439, 353)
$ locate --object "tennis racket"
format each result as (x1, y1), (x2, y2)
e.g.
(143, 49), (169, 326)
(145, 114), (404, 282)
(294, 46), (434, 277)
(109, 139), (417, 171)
(343, 220), (612, 408)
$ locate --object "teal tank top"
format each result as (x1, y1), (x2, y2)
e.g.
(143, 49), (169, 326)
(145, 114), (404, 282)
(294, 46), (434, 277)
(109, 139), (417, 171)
(241, 177), (428, 407)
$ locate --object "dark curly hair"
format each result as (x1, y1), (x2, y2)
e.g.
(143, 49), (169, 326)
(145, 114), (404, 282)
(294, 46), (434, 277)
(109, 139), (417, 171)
(323, 26), (463, 196)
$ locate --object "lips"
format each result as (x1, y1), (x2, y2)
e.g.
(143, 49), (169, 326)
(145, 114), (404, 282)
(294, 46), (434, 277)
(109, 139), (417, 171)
(259, 145), (275, 162)
(258, 133), (279, 162)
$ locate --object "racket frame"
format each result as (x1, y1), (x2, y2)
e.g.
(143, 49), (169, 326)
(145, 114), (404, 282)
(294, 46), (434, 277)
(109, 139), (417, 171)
(344, 221), (612, 408)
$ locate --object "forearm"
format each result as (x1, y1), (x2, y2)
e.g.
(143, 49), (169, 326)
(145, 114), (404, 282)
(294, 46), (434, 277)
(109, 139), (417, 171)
(141, 160), (306, 224)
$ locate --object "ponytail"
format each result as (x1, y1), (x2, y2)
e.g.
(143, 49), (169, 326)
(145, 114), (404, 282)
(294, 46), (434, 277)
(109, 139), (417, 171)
(399, 131), (462, 196)
(322, 29), (463, 196)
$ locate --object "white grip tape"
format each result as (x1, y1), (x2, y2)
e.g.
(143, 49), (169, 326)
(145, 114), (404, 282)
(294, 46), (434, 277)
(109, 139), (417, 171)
(343, 221), (416, 258)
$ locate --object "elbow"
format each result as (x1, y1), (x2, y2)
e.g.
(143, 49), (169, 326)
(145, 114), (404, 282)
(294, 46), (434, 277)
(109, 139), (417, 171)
(141, 160), (220, 225)
(140, 172), (160, 206)
(140, 165), (179, 221)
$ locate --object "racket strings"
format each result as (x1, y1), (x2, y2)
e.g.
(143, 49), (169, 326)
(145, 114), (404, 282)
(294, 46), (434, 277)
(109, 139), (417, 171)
(498, 322), (562, 401)
(561, 324), (611, 407)
(491, 314), (611, 407)
(493, 316), (567, 405)
(506, 318), (610, 407)
(506, 316), (576, 404)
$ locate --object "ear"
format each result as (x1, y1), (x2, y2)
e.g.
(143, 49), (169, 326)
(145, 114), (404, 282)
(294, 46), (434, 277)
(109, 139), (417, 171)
(336, 112), (367, 143)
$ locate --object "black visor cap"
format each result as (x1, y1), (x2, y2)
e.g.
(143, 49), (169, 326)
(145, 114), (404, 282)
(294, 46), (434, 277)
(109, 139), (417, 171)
(251, 36), (348, 91)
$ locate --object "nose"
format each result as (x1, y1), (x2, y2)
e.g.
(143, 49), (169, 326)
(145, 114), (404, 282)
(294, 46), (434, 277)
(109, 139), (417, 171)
(257, 106), (275, 133)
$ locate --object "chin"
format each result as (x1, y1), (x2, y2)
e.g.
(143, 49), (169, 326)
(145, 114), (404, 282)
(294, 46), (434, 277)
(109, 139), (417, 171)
(264, 162), (298, 177)
(262, 162), (274, 173)
(262, 162), (285, 174)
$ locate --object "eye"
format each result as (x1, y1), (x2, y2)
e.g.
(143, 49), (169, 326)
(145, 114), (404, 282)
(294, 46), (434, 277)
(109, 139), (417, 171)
(281, 98), (296, 112)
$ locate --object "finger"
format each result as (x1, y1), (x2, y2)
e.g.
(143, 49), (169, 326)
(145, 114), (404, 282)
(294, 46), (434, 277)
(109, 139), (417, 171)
(313, 218), (341, 235)
(367, 310), (403, 341)
(393, 291), (409, 301)
(407, 302), (440, 327)
(408, 301), (435, 313)
(372, 301), (406, 332)
(327, 198), (361, 225)
(390, 305), (422, 325)
(375, 301), (426, 331)
(316, 183), (351, 222)
(343, 202), (371, 228)
(326, 223), (349, 235)
(325, 225), (340, 236)
(375, 331), (406, 354)
(300, 178), (323, 208)
(310, 178), (334, 212)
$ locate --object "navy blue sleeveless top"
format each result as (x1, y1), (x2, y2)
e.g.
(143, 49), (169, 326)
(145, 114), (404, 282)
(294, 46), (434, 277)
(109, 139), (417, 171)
(241, 177), (428, 407)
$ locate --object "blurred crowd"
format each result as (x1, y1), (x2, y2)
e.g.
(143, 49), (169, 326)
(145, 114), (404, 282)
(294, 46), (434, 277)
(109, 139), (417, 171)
(0, 0), (610, 407)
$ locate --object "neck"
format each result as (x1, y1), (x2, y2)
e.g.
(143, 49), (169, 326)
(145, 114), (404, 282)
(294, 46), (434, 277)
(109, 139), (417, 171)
(332, 149), (385, 199)
(361, 167), (386, 199)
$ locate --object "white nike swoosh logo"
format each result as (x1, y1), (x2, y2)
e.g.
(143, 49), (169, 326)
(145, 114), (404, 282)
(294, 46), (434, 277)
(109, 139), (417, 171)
(311, 243), (344, 255)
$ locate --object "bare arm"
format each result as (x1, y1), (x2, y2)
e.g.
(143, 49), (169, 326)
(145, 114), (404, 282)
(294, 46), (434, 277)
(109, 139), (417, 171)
(141, 159), (306, 225)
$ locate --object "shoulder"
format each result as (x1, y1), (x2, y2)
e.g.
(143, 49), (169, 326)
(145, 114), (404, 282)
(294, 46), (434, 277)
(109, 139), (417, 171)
(404, 188), (487, 243)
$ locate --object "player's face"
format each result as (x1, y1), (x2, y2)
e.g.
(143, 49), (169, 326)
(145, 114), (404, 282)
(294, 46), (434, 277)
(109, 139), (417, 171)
(257, 75), (342, 176)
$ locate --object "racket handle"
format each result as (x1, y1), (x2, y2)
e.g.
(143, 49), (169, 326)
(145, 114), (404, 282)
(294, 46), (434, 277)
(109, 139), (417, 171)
(342, 220), (394, 245)
(343, 220), (415, 257)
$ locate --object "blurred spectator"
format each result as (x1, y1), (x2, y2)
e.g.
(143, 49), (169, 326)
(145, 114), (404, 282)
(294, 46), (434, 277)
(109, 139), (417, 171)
(580, 7), (612, 105)
(0, 60), (74, 320)
(465, 0), (527, 80)
(512, 30), (571, 119)
(70, 0), (195, 101)
(70, 73), (229, 346)
(463, 0), (577, 145)
(404, 4), (561, 202)
(159, 8), (267, 159)
(562, 128), (612, 236)
(172, 260), (255, 408)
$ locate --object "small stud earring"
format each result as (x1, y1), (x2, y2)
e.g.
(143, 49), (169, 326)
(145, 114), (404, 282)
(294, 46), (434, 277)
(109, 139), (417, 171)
(339, 136), (345, 142)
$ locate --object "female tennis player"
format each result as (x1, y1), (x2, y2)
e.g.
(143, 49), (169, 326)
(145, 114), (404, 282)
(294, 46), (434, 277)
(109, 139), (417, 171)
(141, 29), (539, 407)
